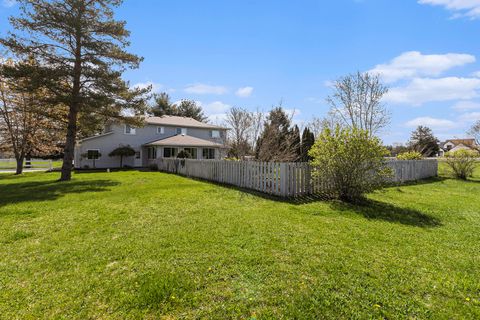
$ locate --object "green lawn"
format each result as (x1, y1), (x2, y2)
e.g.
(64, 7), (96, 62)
(0, 168), (479, 319)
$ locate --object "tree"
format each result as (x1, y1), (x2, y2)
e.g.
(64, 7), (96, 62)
(151, 92), (176, 117)
(291, 125), (301, 161)
(176, 100), (207, 122)
(327, 72), (390, 136)
(225, 107), (253, 159)
(468, 121), (480, 151)
(396, 151), (423, 160)
(255, 107), (299, 162)
(309, 126), (392, 203)
(1, 0), (150, 181)
(150, 94), (207, 122)
(108, 145), (135, 168)
(0, 58), (62, 174)
(408, 126), (439, 157)
(301, 127), (315, 162)
(445, 149), (478, 180)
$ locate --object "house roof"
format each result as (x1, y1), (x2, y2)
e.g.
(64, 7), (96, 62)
(145, 116), (227, 130)
(444, 139), (476, 147)
(143, 134), (226, 148)
(78, 131), (114, 142)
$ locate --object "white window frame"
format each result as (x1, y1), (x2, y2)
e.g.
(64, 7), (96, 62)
(86, 149), (100, 160)
(176, 127), (187, 135)
(124, 124), (136, 135)
(210, 130), (220, 138)
(147, 147), (157, 160)
(157, 126), (164, 134)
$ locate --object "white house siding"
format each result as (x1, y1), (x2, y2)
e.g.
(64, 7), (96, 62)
(75, 123), (227, 169)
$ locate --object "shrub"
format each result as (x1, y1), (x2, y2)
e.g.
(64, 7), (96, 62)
(177, 150), (192, 159)
(445, 149), (478, 180)
(397, 151), (423, 160)
(108, 146), (136, 168)
(308, 126), (392, 203)
(149, 163), (158, 171)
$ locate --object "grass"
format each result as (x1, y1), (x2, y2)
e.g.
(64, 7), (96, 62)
(0, 166), (479, 318)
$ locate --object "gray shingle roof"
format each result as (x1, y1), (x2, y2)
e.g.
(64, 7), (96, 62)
(143, 134), (226, 148)
(146, 116), (227, 130)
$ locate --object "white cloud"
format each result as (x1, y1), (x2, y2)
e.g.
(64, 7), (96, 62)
(235, 86), (254, 98)
(406, 116), (458, 130)
(384, 77), (480, 105)
(208, 113), (228, 124)
(133, 81), (163, 93)
(370, 51), (475, 83)
(418, 0), (480, 19)
(452, 100), (480, 110)
(457, 111), (480, 122)
(2, 0), (16, 7)
(203, 101), (231, 114)
(184, 83), (228, 95)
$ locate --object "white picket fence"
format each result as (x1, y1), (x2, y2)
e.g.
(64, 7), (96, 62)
(155, 158), (438, 198)
(0, 158), (54, 171)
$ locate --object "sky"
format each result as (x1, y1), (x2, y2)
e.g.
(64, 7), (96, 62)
(2, 0), (480, 144)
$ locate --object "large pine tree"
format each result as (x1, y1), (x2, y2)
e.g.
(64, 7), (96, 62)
(255, 107), (299, 162)
(0, 0), (149, 181)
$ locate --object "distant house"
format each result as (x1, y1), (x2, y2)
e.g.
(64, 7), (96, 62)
(74, 116), (229, 169)
(438, 139), (478, 156)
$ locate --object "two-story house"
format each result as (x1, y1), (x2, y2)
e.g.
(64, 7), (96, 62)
(74, 116), (229, 169)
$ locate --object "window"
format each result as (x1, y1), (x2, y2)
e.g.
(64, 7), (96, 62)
(125, 124), (136, 135)
(157, 126), (164, 134)
(210, 130), (220, 138)
(203, 148), (215, 159)
(163, 147), (178, 158)
(176, 127), (187, 135)
(183, 148), (198, 159)
(135, 151), (141, 159)
(87, 150), (100, 160)
(147, 147), (157, 160)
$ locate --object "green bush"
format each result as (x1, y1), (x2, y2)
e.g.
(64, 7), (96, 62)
(109, 146), (136, 168)
(397, 151), (423, 160)
(445, 149), (479, 180)
(309, 127), (392, 203)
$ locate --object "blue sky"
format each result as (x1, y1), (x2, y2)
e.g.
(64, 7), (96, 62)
(2, 0), (480, 144)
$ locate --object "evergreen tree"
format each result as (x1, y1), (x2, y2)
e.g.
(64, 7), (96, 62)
(150, 94), (207, 122)
(151, 92), (176, 117)
(301, 127), (315, 161)
(408, 126), (439, 157)
(292, 125), (301, 161)
(0, 0), (150, 181)
(255, 107), (298, 162)
(175, 100), (207, 122)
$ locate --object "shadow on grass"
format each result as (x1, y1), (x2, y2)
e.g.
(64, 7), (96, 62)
(0, 177), (119, 209)
(330, 199), (441, 228)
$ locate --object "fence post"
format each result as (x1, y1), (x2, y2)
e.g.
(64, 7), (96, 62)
(280, 163), (287, 197)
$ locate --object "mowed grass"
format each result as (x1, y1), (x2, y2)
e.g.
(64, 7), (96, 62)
(0, 167), (479, 319)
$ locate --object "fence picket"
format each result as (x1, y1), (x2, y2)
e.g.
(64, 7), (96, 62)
(155, 159), (438, 198)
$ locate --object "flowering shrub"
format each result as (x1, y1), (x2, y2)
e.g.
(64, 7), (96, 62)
(309, 127), (392, 203)
(445, 149), (479, 180)
(397, 151), (423, 160)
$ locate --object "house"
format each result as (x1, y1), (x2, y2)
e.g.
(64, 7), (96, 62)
(438, 138), (478, 156)
(74, 116), (229, 169)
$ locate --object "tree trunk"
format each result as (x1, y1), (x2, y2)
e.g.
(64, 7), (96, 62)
(60, 29), (82, 182)
(60, 107), (78, 181)
(15, 156), (24, 175)
(120, 156), (123, 168)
